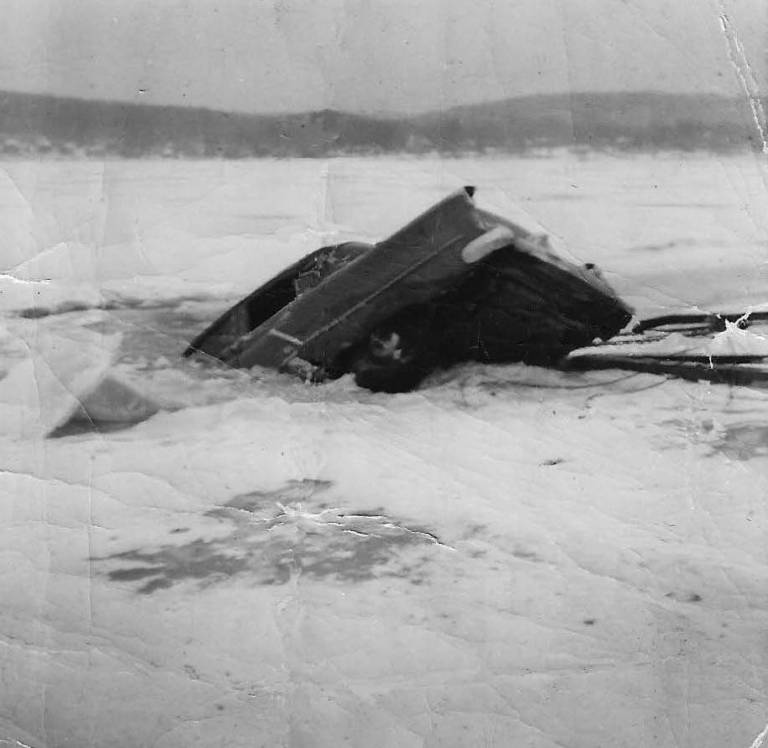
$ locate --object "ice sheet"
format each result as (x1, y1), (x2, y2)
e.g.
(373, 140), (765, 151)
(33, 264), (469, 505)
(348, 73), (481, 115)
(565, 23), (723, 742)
(1, 155), (768, 747)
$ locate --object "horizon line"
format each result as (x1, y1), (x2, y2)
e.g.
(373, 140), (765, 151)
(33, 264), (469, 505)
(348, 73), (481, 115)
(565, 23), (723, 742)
(0, 86), (756, 120)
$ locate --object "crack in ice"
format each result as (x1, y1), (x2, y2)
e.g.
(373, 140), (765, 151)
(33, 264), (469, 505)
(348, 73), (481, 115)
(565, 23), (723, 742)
(273, 502), (456, 550)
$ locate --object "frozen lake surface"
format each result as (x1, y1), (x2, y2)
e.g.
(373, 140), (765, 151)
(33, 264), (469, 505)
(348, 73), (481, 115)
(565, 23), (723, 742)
(1, 154), (768, 747)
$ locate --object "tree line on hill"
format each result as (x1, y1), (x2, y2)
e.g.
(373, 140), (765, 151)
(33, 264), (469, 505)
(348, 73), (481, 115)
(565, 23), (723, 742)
(0, 89), (762, 157)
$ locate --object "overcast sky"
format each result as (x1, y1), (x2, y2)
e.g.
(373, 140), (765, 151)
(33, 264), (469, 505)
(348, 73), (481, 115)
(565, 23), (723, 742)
(0, 0), (764, 114)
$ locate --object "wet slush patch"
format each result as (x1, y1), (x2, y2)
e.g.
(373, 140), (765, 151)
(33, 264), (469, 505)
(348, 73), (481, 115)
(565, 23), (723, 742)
(108, 301), (230, 365)
(709, 423), (768, 461)
(659, 417), (768, 461)
(97, 479), (443, 593)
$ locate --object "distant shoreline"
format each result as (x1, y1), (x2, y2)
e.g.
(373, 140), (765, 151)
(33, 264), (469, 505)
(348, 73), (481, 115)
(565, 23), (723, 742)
(1, 89), (762, 157)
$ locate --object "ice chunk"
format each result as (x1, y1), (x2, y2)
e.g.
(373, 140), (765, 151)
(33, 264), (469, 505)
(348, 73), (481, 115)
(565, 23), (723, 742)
(0, 322), (157, 438)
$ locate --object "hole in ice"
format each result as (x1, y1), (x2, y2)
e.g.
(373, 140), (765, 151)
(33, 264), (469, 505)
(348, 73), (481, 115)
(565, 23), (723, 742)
(96, 479), (443, 593)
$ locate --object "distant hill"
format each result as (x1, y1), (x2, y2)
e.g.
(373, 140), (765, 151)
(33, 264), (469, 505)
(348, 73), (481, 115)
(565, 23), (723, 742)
(0, 89), (762, 157)
(414, 92), (762, 152)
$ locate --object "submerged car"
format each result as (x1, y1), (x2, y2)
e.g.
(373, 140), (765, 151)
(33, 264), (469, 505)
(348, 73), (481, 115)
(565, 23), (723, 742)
(184, 187), (633, 391)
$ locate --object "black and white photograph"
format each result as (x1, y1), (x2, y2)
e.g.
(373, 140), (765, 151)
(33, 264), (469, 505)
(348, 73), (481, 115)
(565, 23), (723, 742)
(1, 1), (767, 745)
